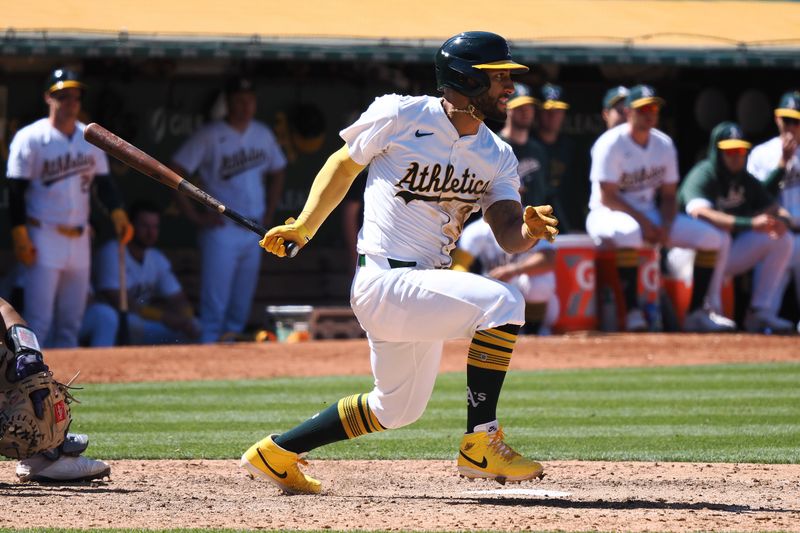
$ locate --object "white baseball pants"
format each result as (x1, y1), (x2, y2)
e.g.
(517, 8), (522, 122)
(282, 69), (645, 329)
(350, 254), (524, 429)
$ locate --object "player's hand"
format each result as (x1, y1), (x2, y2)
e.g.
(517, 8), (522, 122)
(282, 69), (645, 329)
(259, 217), (313, 258)
(640, 219), (664, 245)
(780, 132), (797, 166)
(11, 225), (37, 266)
(110, 208), (134, 245)
(522, 205), (559, 242)
(752, 214), (787, 239)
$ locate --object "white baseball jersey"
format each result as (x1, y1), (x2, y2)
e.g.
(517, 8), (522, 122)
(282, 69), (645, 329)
(6, 119), (109, 226)
(589, 124), (679, 212)
(458, 218), (550, 274)
(94, 241), (181, 308)
(748, 136), (800, 223)
(172, 120), (286, 220)
(341, 94), (521, 268)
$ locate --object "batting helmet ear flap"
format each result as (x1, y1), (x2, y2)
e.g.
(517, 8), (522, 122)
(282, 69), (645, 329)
(439, 56), (490, 97)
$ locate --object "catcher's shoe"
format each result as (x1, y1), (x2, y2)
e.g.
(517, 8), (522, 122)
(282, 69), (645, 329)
(457, 426), (544, 484)
(16, 454), (111, 483)
(240, 434), (321, 494)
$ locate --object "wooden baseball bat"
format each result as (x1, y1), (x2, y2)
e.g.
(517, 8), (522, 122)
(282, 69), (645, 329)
(83, 123), (298, 257)
(117, 240), (130, 346)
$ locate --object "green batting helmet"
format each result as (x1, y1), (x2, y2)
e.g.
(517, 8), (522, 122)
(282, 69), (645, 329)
(434, 31), (528, 98)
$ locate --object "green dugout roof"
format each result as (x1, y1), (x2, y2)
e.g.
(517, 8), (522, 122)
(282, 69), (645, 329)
(3, 0), (800, 67)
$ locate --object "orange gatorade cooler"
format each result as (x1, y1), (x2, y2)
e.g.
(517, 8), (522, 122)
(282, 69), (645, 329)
(595, 246), (660, 330)
(553, 234), (597, 332)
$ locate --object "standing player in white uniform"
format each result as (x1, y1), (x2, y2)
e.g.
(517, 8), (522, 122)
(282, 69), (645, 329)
(453, 217), (558, 334)
(747, 91), (800, 318)
(6, 68), (133, 347)
(586, 85), (734, 333)
(172, 78), (287, 343)
(240, 31), (559, 495)
(91, 201), (199, 345)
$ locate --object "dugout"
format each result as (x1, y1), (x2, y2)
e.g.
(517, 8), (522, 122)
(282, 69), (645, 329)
(1, 0), (799, 321)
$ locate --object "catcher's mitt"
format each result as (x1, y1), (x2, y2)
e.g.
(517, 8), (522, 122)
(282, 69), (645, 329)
(0, 345), (72, 459)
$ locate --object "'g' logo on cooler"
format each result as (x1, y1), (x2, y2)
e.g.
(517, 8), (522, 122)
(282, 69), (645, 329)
(641, 259), (659, 293)
(575, 259), (595, 291)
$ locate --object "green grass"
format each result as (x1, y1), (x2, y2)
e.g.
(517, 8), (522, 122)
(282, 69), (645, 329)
(64, 362), (800, 463)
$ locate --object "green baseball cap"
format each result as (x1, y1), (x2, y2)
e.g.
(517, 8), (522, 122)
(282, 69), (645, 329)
(626, 85), (665, 109)
(775, 90), (800, 120)
(507, 82), (538, 110)
(716, 122), (752, 150)
(45, 67), (85, 95)
(602, 86), (629, 110)
(539, 83), (569, 110)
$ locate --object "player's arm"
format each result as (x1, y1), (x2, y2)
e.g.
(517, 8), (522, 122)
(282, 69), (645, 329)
(260, 144), (365, 257)
(263, 168), (285, 228)
(7, 179), (36, 267)
(169, 162), (223, 228)
(484, 200), (558, 254)
(599, 182), (662, 243)
(491, 248), (556, 280)
(0, 297), (26, 332)
(658, 182), (678, 236)
(0, 297), (48, 379)
(94, 174), (133, 243)
(598, 182), (647, 223)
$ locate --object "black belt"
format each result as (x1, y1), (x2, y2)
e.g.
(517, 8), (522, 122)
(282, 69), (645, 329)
(358, 254), (416, 268)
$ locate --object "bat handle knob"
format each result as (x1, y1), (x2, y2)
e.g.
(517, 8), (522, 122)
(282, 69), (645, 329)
(285, 241), (299, 258)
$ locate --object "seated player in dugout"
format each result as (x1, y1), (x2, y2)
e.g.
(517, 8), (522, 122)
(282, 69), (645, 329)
(747, 91), (800, 323)
(241, 31), (558, 494)
(89, 201), (200, 345)
(0, 297), (110, 482)
(674, 122), (795, 333)
(586, 85), (736, 333)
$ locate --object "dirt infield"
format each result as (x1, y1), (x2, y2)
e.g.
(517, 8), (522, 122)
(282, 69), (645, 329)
(1, 333), (799, 532)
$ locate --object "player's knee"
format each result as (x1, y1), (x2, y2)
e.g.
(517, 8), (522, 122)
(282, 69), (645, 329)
(612, 232), (643, 249)
(369, 392), (428, 430)
(523, 272), (556, 302)
(694, 226), (725, 250)
(95, 303), (119, 328)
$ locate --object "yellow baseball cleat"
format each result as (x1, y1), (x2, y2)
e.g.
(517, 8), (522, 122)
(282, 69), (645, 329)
(240, 434), (321, 494)
(457, 427), (544, 484)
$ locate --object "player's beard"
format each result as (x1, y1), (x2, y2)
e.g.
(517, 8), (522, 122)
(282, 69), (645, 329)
(470, 91), (507, 122)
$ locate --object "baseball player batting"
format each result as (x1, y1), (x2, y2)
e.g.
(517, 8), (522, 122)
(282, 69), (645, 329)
(241, 31), (558, 495)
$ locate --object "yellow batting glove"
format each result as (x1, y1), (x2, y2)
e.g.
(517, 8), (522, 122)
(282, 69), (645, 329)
(523, 205), (559, 242)
(259, 217), (314, 258)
